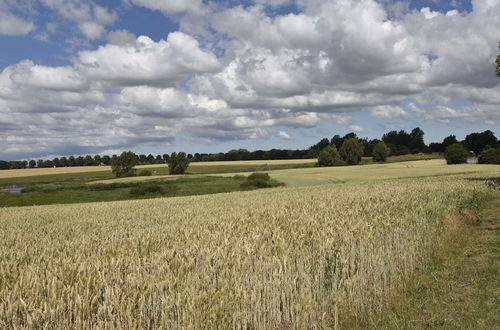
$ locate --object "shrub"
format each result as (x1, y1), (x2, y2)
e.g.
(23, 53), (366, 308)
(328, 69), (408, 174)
(444, 143), (468, 164)
(240, 172), (276, 189)
(138, 170), (153, 176)
(233, 175), (247, 181)
(240, 178), (272, 189)
(340, 138), (364, 165)
(168, 152), (190, 175)
(478, 146), (498, 164)
(247, 172), (270, 181)
(318, 146), (340, 167)
(130, 183), (163, 196)
(372, 142), (390, 162)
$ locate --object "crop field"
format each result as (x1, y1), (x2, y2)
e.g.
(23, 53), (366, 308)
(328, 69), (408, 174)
(91, 159), (500, 187)
(0, 171), (498, 328)
(0, 159), (316, 180)
(0, 154), (439, 180)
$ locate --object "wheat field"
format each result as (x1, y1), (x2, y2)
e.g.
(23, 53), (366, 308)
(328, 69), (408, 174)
(0, 159), (317, 179)
(0, 175), (493, 329)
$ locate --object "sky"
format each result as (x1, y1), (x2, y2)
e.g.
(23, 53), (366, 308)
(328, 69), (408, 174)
(0, 0), (499, 160)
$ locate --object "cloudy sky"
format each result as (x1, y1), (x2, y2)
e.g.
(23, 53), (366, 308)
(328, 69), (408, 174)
(0, 0), (499, 160)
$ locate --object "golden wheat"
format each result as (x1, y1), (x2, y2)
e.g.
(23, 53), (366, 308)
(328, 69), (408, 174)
(0, 176), (493, 329)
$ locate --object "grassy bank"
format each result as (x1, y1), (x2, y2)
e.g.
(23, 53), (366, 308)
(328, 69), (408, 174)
(369, 190), (499, 329)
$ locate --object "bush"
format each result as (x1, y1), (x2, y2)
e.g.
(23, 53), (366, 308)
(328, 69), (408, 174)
(444, 143), (468, 164)
(240, 178), (272, 188)
(168, 152), (190, 174)
(340, 138), (364, 165)
(240, 172), (277, 189)
(478, 146), (498, 164)
(137, 169), (153, 176)
(130, 183), (163, 196)
(318, 146), (340, 167)
(233, 175), (247, 180)
(247, 172), (270, 181)
(372, 142), (390, 162)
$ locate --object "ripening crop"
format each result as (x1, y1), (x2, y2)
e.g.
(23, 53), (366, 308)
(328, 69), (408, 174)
(0, 177), (491, 329)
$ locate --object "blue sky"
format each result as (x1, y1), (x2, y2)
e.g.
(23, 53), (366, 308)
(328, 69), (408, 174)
(0, 0), (498, 160)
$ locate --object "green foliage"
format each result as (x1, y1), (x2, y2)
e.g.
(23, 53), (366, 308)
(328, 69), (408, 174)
(129, 183), (163, 196)
(317, 146), (340, 167)
(444, 143), (468, 164)
(111, 151), (138, 178)
(464, 130), (498, 155)
(240, 178), (272, 188)
(240, 172), (281, 189)
(478, 146), (498, 164)
(168, 152), (190, 174)
(137, 170), (153, 176)
(247, 172), (270, 181)
(340, 138), (364, 165)
(496, 42), (500, 77)
(372, 142), (390, 162)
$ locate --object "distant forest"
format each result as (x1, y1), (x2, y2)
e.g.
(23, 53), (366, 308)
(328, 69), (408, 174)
(1, 128), (498, 170)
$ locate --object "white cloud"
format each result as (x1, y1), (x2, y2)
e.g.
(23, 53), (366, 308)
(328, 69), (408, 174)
(1, 0), (500, 158)
(349, 125), (365, 133)
(277, 131), (291, 140)
(0, 11), (34, 35)
(130, 0), (205, 15)
(369, 105), (409, 120)
(76, 32), (221, 87)
(107, 29), (137, 45)
(40, 0), (118, 40)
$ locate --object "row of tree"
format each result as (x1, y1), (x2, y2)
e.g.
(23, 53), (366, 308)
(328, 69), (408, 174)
(444, 143), (500, 165)
(1, 129), (498, 170)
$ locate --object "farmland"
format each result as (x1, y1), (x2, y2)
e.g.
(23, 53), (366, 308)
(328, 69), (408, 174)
(0, 158), (499, 328)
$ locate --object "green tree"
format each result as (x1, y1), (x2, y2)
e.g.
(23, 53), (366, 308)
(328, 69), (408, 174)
(111, 151), (138, 177)
(444, 143), (468, 165)
(318, 145), (340, 167)
(372, 142), (390, 162)
(478, 146), (498, 164)
(168, 152), (190, 174)
(464, 130), (498, 155)
(340, 138), (364, 165)
(496, 42), (500, 77)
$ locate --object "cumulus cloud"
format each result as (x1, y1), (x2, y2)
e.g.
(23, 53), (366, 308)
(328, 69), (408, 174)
(349, 125), (365, 133)
(130, 0), (205, 15)
(277, 131), (292, 140)
(40, 0), (118, 39)
(1, 0), (500, 159)
(76, 32), (221, 87)
(0, 11), (34, 35)
(369, 105), (409, 120)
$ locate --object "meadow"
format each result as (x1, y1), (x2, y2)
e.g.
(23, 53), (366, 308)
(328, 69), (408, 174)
(0, 158), (499, 328)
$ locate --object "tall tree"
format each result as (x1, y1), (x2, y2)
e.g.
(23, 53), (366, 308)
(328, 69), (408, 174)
(318, 146), (340, 167)
(168, 152), (190, 174)
(496, 41), (500, 77)
(340, 138), (364, 165)
(111, 151), (138, 177)
(409, 127), (426, 153)
(464, 130), (498, 155)
(372, 142), (390, 162)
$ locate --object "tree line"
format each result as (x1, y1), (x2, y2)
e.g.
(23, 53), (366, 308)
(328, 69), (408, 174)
(1, 128), (498, 170)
